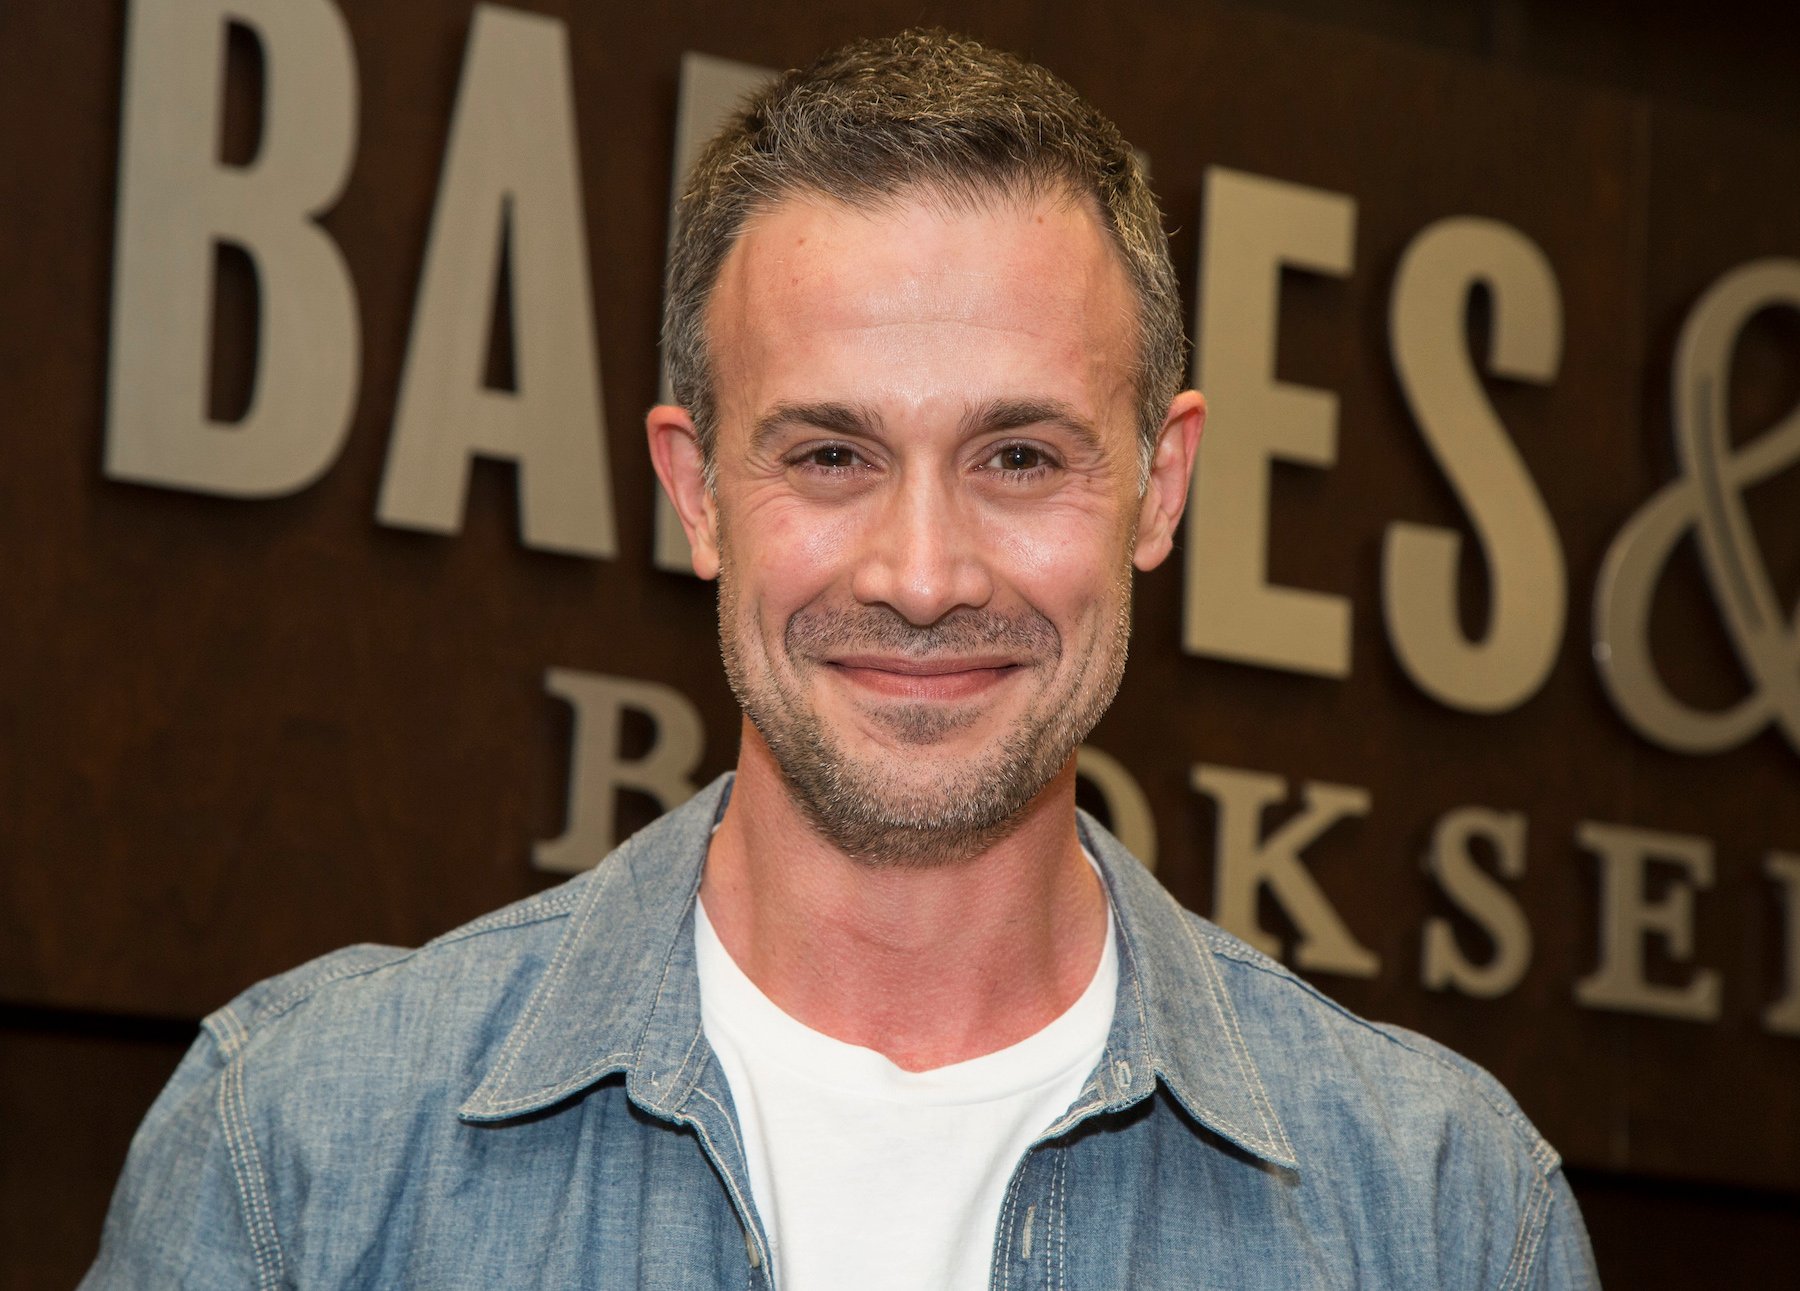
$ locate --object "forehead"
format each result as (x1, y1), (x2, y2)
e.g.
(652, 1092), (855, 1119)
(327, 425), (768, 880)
(703, 188), (1139, 428)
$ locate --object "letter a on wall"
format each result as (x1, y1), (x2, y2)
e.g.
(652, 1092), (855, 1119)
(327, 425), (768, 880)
(379, 5), (616, 557)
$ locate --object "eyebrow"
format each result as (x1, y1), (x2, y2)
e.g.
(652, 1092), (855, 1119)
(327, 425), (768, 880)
(747, 396), (1105, 454)
(750, 401), (882, 455)
(959, 398), (1103, 452)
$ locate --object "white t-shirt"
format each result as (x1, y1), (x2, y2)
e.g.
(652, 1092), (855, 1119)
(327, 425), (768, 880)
(695, 894), (1117, 1291)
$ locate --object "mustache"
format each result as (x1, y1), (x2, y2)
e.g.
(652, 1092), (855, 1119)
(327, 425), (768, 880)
(785, 604), (1060, 661)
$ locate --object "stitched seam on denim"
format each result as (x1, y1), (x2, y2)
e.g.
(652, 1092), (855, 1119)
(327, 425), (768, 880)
(1172, 1096), (1268, 1149)
(230, 1063), (284, 1289)
(1041, 1097), (1107, 1138)
(1114, 878), (1156, 1055)
(1078, 817), (1155, 1086)
(638, 868), (698, 1045)
(1203, 920), (1550, 1158)
(1033, 1155), (1051, 1282)
(477, 853), (623, 1111)
(436, 888), (581, 941)
(1051, 1145), (1065, 1289)
(663, 1013), (709, 1102)
(631, 873), (707, 1102)
(250, 899), (581, 1032)
(1178, 912), (1284, 1142)
(1173, 900), (1295, 1159)
(991, 1162), (1025, 1290)
(1194, 923), (1289, 974)
(688, 1083), (755, 1191)
(217, 1056), (284, 1290)
(214, 1064), (263, 1282)
(1511, 1168), (1556, 1290)
(251, 952), (413, 1027)
(1530, 1136), (1559, 1175)
(1498, 1168), (1554, 1291)
(1367, 1026), (1540, 1149)
(481, 1053), (636, 1113)
(681, 1104), (768, 1275)
(208, 1005), (248, 1058)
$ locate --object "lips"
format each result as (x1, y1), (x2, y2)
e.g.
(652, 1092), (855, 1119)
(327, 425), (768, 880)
(823, 655), (1024, 701)
(827, 653), (1021, 675)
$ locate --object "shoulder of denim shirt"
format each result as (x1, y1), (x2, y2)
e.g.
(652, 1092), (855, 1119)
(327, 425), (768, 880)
(186, 780), (729, 1109)
(193, 874), (590, 1065)
(1180, 909), (1564, 1179)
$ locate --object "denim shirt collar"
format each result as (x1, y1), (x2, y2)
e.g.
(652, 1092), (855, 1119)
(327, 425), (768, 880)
(459, 774), (1297, 1173)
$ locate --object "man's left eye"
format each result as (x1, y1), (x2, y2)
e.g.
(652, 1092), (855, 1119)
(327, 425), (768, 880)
(986, 444), (1050, 472)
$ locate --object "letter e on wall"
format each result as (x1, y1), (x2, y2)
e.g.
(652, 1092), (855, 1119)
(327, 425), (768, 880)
(1186, 168), (1356, 678)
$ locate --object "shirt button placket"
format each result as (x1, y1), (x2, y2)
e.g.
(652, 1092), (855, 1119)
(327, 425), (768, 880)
(999, 1147), (1069, 1291)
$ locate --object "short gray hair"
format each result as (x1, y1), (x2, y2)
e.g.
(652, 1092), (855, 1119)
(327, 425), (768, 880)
(662, 30), (1187, 481)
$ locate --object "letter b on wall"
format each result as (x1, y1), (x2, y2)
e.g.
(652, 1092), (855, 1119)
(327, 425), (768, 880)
(107, 0), (359, 497)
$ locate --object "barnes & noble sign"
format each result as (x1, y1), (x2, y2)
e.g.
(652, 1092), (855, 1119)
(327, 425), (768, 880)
(5, 0), (1796, 1187)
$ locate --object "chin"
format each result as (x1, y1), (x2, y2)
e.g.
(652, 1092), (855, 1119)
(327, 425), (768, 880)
(766, 724), (1074, 869)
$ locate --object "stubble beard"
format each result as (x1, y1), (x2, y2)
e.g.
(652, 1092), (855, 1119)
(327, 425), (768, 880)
(717, 557), (1134, 868)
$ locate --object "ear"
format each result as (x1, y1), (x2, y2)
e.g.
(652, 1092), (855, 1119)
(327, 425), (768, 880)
(646, 404), (720, 580)
(1132, 390), (1205, 572)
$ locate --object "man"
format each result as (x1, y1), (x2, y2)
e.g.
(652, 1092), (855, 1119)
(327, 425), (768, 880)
(86, 31), (1599, 1289)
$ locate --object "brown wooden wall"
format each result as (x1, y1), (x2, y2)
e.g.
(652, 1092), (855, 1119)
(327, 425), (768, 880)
(4, 0), (1799, 1285)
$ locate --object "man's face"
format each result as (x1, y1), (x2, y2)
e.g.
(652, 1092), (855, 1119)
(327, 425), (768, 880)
(660, 188), (1194, 863)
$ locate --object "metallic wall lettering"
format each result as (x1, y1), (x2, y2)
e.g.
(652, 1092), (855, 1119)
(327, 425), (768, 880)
(106, 0), (360, 496)
(379, 4), (617, 558)
(535, 668), (706, 875)
(1420, 806), (1534, 998)
(1186, 168), (1357, 678)
(1574, 821), (1722, 1022)
(1595, 259), (1800, 755)
(1385, 218), (1566, 714)
(1075, 745), (1158, 871)
(1192, 763), (1379, 977)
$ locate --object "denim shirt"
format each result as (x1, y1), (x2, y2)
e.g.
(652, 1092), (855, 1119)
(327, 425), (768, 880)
(85, 775), (1598, 1289)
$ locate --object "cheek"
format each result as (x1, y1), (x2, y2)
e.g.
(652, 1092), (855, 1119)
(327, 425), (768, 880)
(981, 504), (1133, 618)
(730, 496), (862, 616)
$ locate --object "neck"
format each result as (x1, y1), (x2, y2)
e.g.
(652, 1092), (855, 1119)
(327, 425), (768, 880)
(699, 723), (1108, 1071)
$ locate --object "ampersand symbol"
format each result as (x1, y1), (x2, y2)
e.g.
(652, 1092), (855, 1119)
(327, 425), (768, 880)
(1595, 259), (1800, 757)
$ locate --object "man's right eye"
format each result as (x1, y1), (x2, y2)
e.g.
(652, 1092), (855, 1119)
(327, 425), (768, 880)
(797, 443), (864, 472)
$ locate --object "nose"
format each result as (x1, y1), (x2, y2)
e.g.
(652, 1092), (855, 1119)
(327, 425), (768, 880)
(848, 471), (994, 625)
